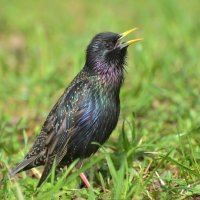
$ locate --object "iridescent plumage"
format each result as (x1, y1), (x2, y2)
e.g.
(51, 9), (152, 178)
(10, 30), (142, 187)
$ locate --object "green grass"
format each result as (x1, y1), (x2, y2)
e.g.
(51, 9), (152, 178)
(0, 0), (200, 199)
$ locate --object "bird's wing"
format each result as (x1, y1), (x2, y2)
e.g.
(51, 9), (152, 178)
(37, 78), (100, 187)
(44, 78), (99, 163)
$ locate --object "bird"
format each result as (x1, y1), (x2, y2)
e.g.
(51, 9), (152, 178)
(9, 28), (143, 188)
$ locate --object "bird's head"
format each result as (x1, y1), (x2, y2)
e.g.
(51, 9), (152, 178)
(85, 28), (143, 73)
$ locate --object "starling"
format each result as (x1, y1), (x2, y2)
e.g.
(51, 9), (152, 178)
(10, 28), (143, 188)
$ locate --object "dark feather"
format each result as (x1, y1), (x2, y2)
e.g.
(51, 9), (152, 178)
(10, 31), (130, 187)
(37, 155), (55, 187)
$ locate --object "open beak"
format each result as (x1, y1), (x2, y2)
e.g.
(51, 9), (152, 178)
(117, 28), (143, 49)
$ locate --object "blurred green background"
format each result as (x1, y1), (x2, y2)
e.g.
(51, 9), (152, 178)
(1, 0), (200, 199)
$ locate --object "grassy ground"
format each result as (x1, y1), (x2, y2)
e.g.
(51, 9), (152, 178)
(0, 0), (200, 199)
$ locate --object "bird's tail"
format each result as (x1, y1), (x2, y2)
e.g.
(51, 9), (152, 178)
(10, 155), (38, 177)
(0, 155), (38, 186)
(37, 155), (55, 188)
(6, 145), (57, 188)
(9, 153), (56, 188)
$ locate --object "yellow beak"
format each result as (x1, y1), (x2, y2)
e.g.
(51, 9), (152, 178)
(119, 28), (139, 39)
(118, 28), (143, 48)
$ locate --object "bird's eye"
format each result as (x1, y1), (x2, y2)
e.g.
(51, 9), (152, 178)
(104, 42), (114, 50)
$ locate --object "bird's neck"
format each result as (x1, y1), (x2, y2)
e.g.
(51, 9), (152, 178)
(84, 62), (124, 93)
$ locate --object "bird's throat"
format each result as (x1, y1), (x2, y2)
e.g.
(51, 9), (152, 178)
(94, 63), (124, 92)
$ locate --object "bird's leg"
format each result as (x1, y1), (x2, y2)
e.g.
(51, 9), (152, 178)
(76, 160), (90, 189)
(79, 172), (90, 189)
